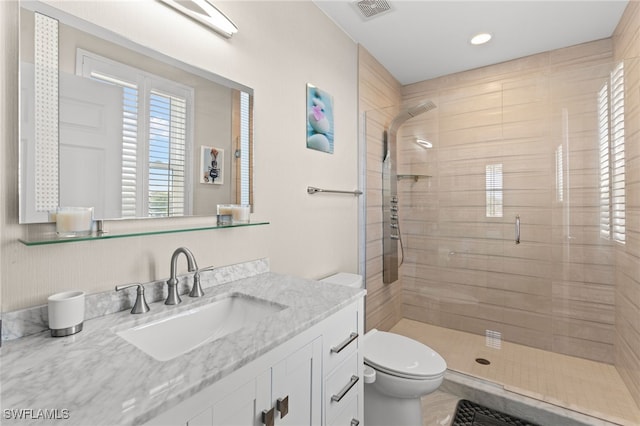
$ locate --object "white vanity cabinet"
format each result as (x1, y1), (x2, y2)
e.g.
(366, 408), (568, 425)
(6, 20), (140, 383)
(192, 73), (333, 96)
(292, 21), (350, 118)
(145, 298), (364, 426)
(269, 338), (323, 425)
(186, 375), (264, 425)
(322, 301), (363, 426)
(182, 338), (322, 426)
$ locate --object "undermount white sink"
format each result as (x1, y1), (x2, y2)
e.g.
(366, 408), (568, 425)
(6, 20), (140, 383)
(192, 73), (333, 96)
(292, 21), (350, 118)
(117, 294), (285, 361)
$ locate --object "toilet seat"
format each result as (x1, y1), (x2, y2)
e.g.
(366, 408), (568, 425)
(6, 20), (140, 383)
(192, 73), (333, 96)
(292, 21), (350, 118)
(363, 331), (447, 380)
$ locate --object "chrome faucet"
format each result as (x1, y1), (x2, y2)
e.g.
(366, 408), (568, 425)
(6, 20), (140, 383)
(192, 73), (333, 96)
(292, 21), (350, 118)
(165, 247), (204, 305)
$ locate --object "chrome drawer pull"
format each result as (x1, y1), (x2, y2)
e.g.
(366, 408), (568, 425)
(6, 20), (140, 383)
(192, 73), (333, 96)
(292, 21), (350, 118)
(331, 375), (359, 403)
(331, 332), (358, 354)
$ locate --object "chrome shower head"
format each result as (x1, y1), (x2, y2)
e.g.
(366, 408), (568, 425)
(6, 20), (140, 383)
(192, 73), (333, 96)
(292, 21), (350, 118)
(388, 100), (436, 135)
(407, 100), (436, 117)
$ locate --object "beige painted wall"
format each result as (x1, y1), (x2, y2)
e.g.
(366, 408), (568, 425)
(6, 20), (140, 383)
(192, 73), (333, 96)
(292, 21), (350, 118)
(1, 1), (359, 311)
(612, 0), (640, 409)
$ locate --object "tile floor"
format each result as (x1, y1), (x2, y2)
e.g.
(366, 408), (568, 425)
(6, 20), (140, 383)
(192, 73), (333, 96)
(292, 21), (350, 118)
(390, 319), (640, 426)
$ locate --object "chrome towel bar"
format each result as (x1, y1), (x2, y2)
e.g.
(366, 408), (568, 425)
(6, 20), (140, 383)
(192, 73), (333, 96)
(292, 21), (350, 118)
(307, 186), (363, 196)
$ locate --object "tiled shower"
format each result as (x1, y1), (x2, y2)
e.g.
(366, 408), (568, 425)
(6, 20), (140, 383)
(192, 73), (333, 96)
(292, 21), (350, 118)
(361, 34), (640, 411)
(397, 45), (623, 363)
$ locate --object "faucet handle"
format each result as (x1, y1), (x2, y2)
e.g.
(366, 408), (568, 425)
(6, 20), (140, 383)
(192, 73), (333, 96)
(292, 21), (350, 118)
(189, 271), (205, 298)
(189, 266), (215, 298)
(115, 283), (150, 314)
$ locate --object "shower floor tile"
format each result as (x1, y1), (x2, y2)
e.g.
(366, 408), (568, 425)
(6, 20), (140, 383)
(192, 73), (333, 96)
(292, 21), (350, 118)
(391, 319), (640, 426)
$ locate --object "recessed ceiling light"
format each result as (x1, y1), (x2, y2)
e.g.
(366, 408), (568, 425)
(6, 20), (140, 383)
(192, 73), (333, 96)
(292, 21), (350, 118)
(470, 33), (492, 45)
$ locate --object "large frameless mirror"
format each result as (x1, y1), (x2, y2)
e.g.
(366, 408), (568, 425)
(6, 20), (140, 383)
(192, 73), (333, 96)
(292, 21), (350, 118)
(19, 1), (254, 224)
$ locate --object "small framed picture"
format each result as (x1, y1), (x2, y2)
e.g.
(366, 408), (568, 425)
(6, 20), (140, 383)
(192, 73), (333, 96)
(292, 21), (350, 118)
(200, 146), (224, 185)
(306, 83), (334, 154)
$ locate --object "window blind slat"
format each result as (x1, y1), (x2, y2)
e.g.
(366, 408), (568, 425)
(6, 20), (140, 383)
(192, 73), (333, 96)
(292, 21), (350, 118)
(598, 62), (625, 243)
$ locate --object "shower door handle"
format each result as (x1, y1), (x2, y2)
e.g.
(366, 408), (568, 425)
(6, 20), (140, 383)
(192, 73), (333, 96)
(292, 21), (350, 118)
(515, 215), (520, 244)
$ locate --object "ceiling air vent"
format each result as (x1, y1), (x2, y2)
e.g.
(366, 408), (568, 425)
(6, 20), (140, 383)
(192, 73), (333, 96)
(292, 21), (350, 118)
(353, 0), (393, 20)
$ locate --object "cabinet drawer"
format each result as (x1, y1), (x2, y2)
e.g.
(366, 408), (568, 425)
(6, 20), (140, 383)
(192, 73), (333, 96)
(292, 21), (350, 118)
(327, 391), (360, 426)
(323, 303), (359, 372)
(325, 352), (359, 423)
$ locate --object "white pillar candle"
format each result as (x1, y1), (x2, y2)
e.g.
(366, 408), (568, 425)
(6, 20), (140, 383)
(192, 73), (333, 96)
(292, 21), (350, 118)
(56, 207), (93, 237)
(232, 204), (250, 223)
(217, 204), (233, 215)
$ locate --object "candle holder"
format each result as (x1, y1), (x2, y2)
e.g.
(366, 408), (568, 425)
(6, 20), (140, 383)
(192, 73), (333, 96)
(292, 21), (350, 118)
(217, 204), (233, 225)
(48, 291), (85, 337)
(56, 207), (94, 237)
(232, 204), (251, 224)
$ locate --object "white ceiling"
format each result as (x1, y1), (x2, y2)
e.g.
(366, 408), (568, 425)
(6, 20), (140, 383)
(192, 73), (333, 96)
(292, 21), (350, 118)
(313, 0), (629, 85)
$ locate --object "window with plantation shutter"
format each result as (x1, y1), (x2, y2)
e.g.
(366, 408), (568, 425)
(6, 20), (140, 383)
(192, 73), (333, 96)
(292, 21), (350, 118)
(77, 50), (193, 218)
(120, 84), (139, 218)
(556, 145), (564, 203)
(598, 62), (625, 244)
(148, 91), (187, 217)
(599, 83), (611, 239)
(610, 63), (625, 243)
(486, 163), (503, 218)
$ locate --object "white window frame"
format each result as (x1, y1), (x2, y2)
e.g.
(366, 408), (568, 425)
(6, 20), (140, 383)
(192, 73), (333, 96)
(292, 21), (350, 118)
(76, 49), (194, 218)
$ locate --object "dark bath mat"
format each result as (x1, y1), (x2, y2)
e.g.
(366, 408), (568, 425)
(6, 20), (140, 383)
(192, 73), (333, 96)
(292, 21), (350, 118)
(452, 399), (540, 426)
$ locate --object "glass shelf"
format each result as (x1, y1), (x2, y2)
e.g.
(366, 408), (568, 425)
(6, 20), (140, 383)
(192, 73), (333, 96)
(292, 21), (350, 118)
(19, 221), (269, 246)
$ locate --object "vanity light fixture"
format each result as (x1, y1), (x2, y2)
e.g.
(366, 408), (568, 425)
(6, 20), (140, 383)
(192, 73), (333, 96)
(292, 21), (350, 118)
(470, 32), (492, 45)
(159, 0), (238, 38)
(416, 138), (433, 149)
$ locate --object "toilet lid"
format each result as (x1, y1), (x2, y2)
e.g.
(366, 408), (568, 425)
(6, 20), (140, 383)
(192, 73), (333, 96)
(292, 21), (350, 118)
(363, 331), (447, 379)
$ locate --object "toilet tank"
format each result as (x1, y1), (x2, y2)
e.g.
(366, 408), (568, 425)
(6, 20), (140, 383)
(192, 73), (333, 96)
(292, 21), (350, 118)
(320, 272), (363, 288)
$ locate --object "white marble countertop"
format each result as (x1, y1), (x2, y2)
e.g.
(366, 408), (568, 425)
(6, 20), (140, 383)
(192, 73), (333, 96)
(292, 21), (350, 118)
(0, 272), (365, 425)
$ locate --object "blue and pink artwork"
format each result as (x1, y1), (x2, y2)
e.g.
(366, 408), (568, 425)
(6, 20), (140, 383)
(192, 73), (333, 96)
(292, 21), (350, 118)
(306, 84), (334, 154)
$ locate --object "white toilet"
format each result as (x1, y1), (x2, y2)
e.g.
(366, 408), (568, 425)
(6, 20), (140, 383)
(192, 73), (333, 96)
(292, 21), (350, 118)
(320, 273), (447, 426)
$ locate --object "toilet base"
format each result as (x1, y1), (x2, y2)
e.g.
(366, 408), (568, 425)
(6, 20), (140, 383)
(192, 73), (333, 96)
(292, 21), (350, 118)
(364, 382), (423, 426)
